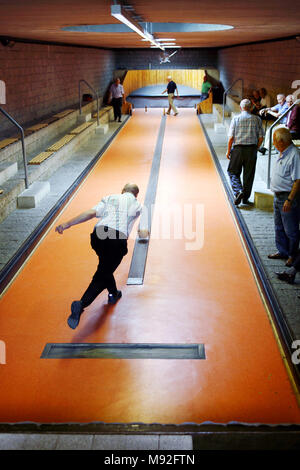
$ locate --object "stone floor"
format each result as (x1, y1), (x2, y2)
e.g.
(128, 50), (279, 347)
(0, 433), (193, 450)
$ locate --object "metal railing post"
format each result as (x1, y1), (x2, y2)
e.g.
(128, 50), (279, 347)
(223, 78), (244, 124)
(266, 99), (300, 189)
(78, 80), (100, 126)
(0, 106), (29, 189)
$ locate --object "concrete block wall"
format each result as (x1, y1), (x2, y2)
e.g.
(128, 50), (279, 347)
(0, 42), (116, 138)
(218, 38), (300, 106)
(115, 48), (218, 70)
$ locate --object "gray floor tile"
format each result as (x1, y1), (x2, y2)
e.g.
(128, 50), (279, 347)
(0, 434), (26, 450)
(159, 435), (193, 450)
(92, 435), (159, 450)
(56, 434), (94, 450)
(23, 433), (58, 450)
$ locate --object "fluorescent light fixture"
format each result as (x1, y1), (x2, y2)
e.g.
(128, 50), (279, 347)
(111, 4), (164, 50)
(159, 43), (176, 46)
(156, 38), (176, 41)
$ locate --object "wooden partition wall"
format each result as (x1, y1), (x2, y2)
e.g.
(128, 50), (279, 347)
(122, 69), (206, 96)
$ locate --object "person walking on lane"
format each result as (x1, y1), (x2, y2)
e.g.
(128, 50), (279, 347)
(162, 76), (179, 116)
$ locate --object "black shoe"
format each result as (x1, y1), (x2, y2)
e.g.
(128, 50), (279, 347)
(68, 301), (83, 329)
(242, 199), (253, 205)
(275, 271), (295, 284)
(268, 252), (288, 260)
(108, 290), (122, 305)
(258, 147), (267, 155)
(118, 119), (122, 122)
(234, 191), (243, 206)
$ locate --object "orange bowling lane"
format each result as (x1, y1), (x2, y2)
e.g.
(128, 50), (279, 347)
(0, 108), (299, 425)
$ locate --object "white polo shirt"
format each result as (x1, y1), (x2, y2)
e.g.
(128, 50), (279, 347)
(93, 192), (142, 238)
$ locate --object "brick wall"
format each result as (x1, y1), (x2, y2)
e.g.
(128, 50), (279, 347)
(218, 38), (300, 105)
(115, 48), (218, 70)
(0, 42), (116, 137)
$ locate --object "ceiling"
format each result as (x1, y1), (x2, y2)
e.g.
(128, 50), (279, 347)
(0, 0), (299, 49)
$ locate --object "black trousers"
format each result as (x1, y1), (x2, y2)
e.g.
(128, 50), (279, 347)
(227, 144), (257, 201)
(111, 97), (122, 120)
(80, 228), (128, 308)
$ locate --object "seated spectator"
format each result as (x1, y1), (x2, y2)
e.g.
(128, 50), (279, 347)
(199, 75), (212, 102)
(285, 94), (300, 140)
(259, 88), (272, 109)
(258, 94), (289, 154)
(250, 89), (262, 114)
(259, 93), (288, 122)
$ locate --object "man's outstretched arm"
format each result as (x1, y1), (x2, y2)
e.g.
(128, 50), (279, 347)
(55, 209), (97, 234)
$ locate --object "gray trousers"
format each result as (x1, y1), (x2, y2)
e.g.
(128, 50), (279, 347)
(227, 144), (257, 201)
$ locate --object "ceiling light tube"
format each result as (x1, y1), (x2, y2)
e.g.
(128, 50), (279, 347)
(111, 4), (164, 50)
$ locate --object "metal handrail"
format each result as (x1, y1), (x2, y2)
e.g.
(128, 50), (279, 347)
(222, 78), (244, 124)
(266, 99), (300, 188)
(78, 79), (100, 126)
(0, 106), (29, 188)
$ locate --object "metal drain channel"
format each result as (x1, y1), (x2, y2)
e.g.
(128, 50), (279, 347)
(41, 343), (206, 359)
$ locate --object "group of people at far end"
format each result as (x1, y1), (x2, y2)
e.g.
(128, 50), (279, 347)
(226, 91), (300, 288)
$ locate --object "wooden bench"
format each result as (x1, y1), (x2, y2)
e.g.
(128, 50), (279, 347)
(122, 101), (132, 115)
(196, 91), (213, 114)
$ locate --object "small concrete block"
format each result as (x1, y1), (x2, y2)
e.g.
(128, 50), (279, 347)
(159, 435), (193, 450)
(214, 123), (226, 134)
(23, 434), (58, 450)
(17, 181), (50, 208)
(0, 434), (26, 450)
(95, 124), (109, 134)
(77, 113), (92, 124)
(0, 162), (18, 186)
(56, 434), (94, 450)
(92, 435), (159, 450)
(254, 191), (274, 211)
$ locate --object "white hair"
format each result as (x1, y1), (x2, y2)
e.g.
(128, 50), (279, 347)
(286, 94), (295, 102)
(277, 94), (285, 99)
(240, 99), (252, 110)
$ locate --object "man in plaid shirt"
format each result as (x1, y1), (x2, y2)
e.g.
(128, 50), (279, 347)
(226, 99), (264, 205)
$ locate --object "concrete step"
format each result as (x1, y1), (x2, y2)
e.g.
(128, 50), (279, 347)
(17, 182), (50, 208)
(0, 162), (18, 186)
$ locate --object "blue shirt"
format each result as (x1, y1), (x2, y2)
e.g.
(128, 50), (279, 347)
(228, 111), (264, 145)
(270, 144), (300, 192)
(271, 102), (289, 124)
(167, 81), (177, 94)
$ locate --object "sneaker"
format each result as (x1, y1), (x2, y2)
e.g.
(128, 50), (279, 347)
(67, 300), (83, 329)
(108, 290), (122, 305)
(234, 191), (243, 206)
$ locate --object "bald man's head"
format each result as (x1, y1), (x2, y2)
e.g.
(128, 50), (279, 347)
(122, 183), (139, 197)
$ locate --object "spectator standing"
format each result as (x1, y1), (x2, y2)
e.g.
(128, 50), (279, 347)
(109, 77), (125, 122)
(268, 128), (300, 267)
(226, 99), (264, 205)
